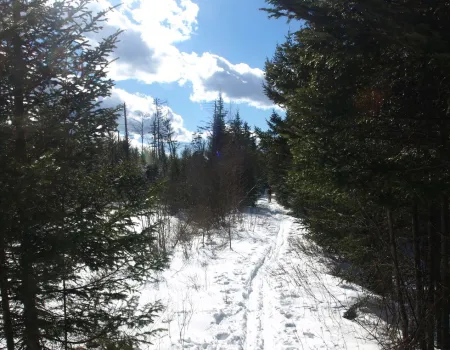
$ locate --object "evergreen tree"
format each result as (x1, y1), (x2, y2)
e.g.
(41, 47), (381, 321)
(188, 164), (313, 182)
(263, 0), (450, 347)
(0, 1), (166, 348)
(161, 94), (264, 235)
(256, 111), (292, 207)
(210, 94), (227, 158)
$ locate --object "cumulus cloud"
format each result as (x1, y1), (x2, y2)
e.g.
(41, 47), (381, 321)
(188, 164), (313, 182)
(101, 88), (194, 143)
(89, 0), (277, 110)
(85, 1), (162, 79)
(112, 28), (160, 76)
(189, 56), (273, 109)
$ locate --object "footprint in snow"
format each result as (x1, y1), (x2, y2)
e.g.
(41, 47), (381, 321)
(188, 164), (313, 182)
(213, 311), (226, 324)
(215, 332), (229, 340)
(303, 332), (315, 339)
(214, 274), (231, 285)
(228, 335), (241, 344)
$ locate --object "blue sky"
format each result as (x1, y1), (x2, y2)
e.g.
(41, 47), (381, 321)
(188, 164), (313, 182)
(91, 0), (294, 143)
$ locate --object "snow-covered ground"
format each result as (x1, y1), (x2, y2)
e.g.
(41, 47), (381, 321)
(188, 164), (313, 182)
(141, 198), (383, 349)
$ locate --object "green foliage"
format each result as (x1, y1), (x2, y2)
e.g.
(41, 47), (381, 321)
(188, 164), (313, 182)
(263, 0), (450, 346)
(0, 1), (165, 348)
(256, 111), (292, 207)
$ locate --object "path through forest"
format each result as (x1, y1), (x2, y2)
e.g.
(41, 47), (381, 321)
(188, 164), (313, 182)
(142, 198), (383, 349)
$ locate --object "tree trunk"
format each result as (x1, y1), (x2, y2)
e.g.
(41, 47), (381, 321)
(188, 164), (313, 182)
(0, 234), (15, 350)
(141, 118), (144, 158)
(437, 208), (443, 349)
(20, 246), (41, 350)
(228, 223), (232, 250)
(440, 111), (449, 349)
(413, 201), (426, 349)
(63, 277), (68, 350)
(441, 196), (450, 350)
(12, 1), (41, 348)
(387, 209), (409, 340)
(123, 102), (129, 159)
(427, 205), (436, 350)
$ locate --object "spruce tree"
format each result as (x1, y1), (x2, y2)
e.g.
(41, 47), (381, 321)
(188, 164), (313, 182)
(0, 1), (166, 348)
(256, 111), (292, 207)
(210, 94), (227, 158)
(263, 0), (450, 347)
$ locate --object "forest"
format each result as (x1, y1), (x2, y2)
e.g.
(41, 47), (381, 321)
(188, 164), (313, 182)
(1, 0), (450, 349)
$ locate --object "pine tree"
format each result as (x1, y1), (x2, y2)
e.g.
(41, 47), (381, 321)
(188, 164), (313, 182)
(210, 94), (227, 158)
(0, 1), (166, 348)
(263, 0), (450, 347)
(256, 111), (292, 207)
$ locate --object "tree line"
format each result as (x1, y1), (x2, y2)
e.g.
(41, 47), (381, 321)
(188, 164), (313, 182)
(260, 0), (450, 348)
(134, 93), (264, 249)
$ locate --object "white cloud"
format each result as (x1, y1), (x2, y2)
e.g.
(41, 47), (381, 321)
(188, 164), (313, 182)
(90, 0), (277, 110)
(102, 88), (194, 143)
(130, 0), (199, 45)
(186, 54), (273, 109)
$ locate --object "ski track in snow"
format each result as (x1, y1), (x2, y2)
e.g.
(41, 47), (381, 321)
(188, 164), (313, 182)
(245, 214), (290, 350)
(141, 199), (384, 350)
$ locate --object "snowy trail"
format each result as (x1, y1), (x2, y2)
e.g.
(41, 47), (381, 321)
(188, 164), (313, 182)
(142, 199), (384, 350)
(245, 216), (291, 350)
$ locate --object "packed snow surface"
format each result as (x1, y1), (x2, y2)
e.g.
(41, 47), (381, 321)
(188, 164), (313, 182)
(141, 199), (382, 349)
